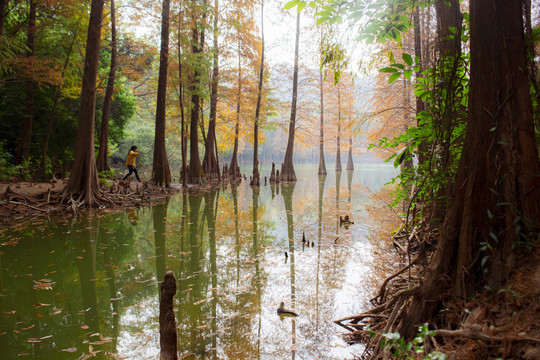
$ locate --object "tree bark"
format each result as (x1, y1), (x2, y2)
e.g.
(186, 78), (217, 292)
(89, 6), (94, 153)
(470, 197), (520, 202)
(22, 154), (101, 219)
(250, 0), (265, 187)
(398, 0), (540, 339)
(62, 0), (104, 205)
(318, 27), (327, 175)
(335, 83), (342, 172)
(0, 0), (6, 35)
(281, 11), (300, 182)
(188, 1), (204, 184)
(152, 0), (172, 187)
(203, 0), (221, 182)
(229, 36), (242, 180)
(177, 15), (187, 188)
(97, 0), (118, 173)
(16, 0), (36, 165)
(159, 271), (178, 360)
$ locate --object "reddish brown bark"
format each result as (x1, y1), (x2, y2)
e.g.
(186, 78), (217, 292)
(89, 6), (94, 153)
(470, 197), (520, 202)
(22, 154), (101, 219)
(159, 271), (178, 360)
(188, 1), (204, 184)
(152, 0), (172, 187)
(398, 0), (540, 339)
(281, 11), (300, 182)
(203, 0), (221, 182)
(96, 0), (117, 173)
(62, 0), (104, 205)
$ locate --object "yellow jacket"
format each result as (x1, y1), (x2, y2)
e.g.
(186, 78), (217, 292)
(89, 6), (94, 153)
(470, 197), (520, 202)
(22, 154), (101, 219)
(126, 150), (139, 166)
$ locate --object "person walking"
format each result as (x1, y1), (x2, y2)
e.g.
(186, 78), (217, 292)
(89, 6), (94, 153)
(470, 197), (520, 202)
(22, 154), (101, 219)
(122, 145), (142, 182)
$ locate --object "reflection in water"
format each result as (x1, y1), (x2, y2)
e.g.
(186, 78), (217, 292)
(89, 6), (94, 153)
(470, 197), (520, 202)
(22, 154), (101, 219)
(0, 164), (399, 359)
(281, 182), (297, 360)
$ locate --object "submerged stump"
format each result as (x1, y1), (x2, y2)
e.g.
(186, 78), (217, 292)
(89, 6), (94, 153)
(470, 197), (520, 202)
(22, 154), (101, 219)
(160, 271), (178, 360)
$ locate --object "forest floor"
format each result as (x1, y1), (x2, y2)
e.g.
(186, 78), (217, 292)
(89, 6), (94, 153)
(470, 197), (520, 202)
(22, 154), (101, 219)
(1, 181), (539, 359)
(0, 179), (180, 223)
(345, 226), (540, 360)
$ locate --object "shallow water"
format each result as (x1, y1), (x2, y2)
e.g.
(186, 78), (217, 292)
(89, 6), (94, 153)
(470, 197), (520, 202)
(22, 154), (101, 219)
(0, 163), (400, 359)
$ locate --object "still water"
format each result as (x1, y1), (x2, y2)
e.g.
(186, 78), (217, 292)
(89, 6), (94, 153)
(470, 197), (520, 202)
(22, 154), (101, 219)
(0, 164), (400, 359)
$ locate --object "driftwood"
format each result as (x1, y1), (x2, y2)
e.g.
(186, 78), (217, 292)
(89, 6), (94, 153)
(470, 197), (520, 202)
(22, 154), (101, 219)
(160, 271), (178, 360)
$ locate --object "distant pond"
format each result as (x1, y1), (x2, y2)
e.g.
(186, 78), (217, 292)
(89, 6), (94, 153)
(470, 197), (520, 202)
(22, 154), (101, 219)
(0, 163), (400, 359)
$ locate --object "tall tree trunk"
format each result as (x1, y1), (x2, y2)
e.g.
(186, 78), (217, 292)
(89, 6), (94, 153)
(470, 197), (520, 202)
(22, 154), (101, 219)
(335, 83), (342, 172)
(431, 0), (463, 220)
(414, 5), (427, 166)
(152, 0), (172, 187)
(203, 0), (220, 182)
(318, 28), (327, 176)
(398, 0), (540, 339)
(15, 0), (36, 165)
(188, 1), (204, 184)
(62, 0), (104, 205)
(177, 16), (187, 187)
(229, 38), (241, 180)
(281, 11), (300, 182)
(96, 0), (117, 173)
(250, 0), (265, 187)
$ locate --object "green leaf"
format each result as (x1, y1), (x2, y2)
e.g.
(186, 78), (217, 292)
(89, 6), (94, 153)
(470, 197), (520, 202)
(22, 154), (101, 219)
(316, 16), (330, 25)
(389, 72), (401, 83)
(403, 69), (412, 80)
(402, 53), (413, 66)
(379, 67), (398, 73)
(297, 1), (306, 12)
(284, 0), (299, 10)
(391, 63), (405, 70)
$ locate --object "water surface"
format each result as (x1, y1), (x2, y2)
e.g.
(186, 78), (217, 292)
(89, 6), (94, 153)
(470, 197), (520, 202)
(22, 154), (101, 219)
(0, 164), (399, 359)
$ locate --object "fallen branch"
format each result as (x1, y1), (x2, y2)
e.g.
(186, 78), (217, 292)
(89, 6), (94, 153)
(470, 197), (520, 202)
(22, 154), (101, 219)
(434, 328), (540, 344)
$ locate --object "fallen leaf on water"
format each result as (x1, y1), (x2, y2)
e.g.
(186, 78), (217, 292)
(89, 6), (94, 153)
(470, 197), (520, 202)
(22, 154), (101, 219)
(51, 310), (62, 316)
(81, 325), (89, 329)
(33, 303), (51, 308)
(61, 347), (77, 353)
(3, 310), (16, 315)
(21, 324), (35, 331)
(39, 335), (53, 340)
(24, 338), (41, 343)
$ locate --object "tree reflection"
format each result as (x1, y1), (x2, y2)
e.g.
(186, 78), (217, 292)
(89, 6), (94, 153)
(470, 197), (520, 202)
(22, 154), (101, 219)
(281, 181), (297, 360)
(204, 189), (219, 360)
(153, 199), (169, 290)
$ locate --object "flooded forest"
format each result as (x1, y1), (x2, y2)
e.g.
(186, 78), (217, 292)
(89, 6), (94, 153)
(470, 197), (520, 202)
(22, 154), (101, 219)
(0, 0), (539, 359)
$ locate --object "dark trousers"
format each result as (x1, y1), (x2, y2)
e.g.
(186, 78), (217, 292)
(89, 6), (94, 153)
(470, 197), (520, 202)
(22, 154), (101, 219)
(123, 165), (140, 181)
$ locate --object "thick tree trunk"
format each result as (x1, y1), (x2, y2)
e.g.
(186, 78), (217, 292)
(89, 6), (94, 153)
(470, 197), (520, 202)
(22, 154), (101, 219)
(159, 271), (178, 360)
(251, 0), (265, 187)
(431, 0), (463, 221)
(16, 0), (36, 165)
(398, 0), (540, 339)
(177, 22), (187, 188)
(96, 0), (117, 173)
(62, 0), (104, 205)
(188, 3), (204, 184)
(202, 0), (220, 182)
(281, 12), (300, 182)
(152, 0), (172, 187)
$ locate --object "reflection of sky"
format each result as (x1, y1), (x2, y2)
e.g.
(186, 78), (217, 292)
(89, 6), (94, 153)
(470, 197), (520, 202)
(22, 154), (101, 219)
(0, 163), (399, 359)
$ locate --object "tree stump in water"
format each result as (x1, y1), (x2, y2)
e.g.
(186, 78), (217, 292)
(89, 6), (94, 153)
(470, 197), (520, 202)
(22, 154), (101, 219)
(160, 271), (178, 360)
(269, 162), (276, 183)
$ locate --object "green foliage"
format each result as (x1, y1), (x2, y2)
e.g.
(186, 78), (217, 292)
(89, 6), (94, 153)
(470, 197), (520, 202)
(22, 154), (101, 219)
(370, 323), (447, 360)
